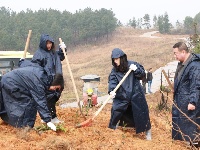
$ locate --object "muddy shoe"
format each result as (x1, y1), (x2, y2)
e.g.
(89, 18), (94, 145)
(145, 129), (152, 140)
(51, 117), (64, 124)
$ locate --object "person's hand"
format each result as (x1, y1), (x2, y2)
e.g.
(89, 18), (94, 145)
(188, 103), (196, 110)
(129, 64), (137, 71)
(59, 42), (66, 49)
(49, 85), (61, 91)
(47, 122), (56, 131)
(110, 91), (116, 99)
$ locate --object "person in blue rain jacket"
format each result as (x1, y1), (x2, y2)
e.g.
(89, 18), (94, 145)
(32, 34), (66, 124)
(0, 60), (63, 131)
(108, 48), (152, 140)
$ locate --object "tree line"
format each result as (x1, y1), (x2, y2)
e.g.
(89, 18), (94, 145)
(127, 12), (200, 35)
(1, 6), (200, 53)
(0, 7), (117, 52)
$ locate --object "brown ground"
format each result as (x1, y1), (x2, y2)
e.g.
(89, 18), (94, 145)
(0, 27), (196, 149)
(0, 91), (192, 150)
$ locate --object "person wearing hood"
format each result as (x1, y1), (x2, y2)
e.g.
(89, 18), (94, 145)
(32, 34), (66, 124)
(0, 60), (63, 131)
(172, 42), (200, 146)
(108, 48), (152, 140)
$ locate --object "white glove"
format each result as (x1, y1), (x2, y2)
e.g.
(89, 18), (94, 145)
(59, 42), (66, 49)
(47, 122), (56, 131)
(110, 91), (116, 99)
(129, 64), (137, 71)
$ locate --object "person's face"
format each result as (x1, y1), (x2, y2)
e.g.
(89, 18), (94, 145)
(46, 40), (53, 50)
(173, 48), (185, 62)
(113, 58), (120, 66)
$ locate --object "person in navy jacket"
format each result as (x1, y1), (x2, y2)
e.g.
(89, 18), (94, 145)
(108, 48), (151, 140)
(172, 42), (200, 146)
(0, 60), (63, 131)
(32, 34), (66, 124)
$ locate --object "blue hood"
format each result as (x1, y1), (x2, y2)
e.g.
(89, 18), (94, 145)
(39, 34), (54, 51)
(111, 48), (125, 58)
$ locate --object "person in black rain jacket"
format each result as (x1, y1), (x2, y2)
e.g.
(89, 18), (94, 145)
(32, 34), (66, 124)
(108, 48), (152, 140)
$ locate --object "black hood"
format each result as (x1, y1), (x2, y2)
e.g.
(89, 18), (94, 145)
(111, 48), (126, 59)
(111, 48), (128, 72)
(39, 34), (54, 51)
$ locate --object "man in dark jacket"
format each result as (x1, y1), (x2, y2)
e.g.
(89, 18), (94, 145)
(172, 42), (200, 146)
(0, 60), (60, 131)
(108, 48), (151, 140)
(32, 34), (65, 124)
(147, 68), (153, 93)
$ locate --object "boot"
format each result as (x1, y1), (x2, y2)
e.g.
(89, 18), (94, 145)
(51, 117), (64, 124)
(145, 129), (152, 140)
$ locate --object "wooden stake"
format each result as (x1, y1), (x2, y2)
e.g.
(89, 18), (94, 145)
(22, 30), (32, 59)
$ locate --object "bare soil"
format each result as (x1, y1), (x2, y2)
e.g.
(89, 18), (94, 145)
(0, 91), (193, 150)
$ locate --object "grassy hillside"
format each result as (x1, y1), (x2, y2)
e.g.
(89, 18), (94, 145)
(60, 27), (187, 103)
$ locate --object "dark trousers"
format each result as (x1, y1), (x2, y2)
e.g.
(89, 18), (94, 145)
(46, 90), (62, 119)
(142, 82), (146, 93)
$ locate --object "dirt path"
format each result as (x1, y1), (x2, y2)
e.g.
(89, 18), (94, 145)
(139, 31), (160, 38)
(147, 61), (178, 93)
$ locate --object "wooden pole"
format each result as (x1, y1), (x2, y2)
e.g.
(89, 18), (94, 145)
(161, 69), (173, 91)
(22, 30), (32, 59)
(59, 38), (86, 120)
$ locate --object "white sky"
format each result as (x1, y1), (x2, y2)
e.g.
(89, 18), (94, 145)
(1, 0), (200, 25)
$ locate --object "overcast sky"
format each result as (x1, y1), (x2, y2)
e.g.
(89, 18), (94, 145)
(1, 0), (199, 25)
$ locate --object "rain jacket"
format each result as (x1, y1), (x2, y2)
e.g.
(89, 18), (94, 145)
(32, 34), (65, 101)
(108, 48), (151, 134)
(32, 34), (64, 118)
(172, 53), (200, 142)
(0, 60), (51, 128)
(32, 34), (63, 86)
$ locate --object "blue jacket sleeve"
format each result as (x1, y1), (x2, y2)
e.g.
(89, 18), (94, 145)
(130, 62), (145, 80)
(108, 69), (118, 93)
(188, 64), (200, 106)
(55, 52), (63, 75)
(56, 48), (66, 61)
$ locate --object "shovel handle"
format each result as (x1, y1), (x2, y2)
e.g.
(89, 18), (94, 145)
(92, 69), (132, 120)
(59, 38), (79, 101)
(59, 38), (86, 119)
(23, 30), (32, 59)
